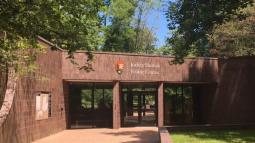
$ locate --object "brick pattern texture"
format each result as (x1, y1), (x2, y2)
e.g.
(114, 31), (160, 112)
(0, 40), (66, 143)
(0, 38), (255, 143)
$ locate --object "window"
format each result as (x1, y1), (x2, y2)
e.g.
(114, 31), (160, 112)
(35, 92), (51, 120)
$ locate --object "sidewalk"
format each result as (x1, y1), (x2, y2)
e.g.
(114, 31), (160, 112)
(33, 127), (159, 143)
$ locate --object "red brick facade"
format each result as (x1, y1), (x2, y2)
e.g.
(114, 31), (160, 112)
(62, 52), (219, 82)
(206, 57), (255, 124)
(0, 38), (255, 143)
(0, 39), (65, 143)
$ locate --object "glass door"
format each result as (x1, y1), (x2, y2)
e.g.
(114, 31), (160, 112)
(121, 87), (157, 127)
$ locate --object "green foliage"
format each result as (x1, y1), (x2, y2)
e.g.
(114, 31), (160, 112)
(171, 129), (255, 143)
(102, 0), (158, 54)
(166, 0), (253, 62)
(103, 22), (157, 53)
(108, 0), (136, 21)
(0, 0), (103, 72)
(103, 19), (137, 52)
(135, 27), (157, 54)
(102, 0), (136, 52)
(132, 0), (160, 53)
(155, 45), (173, 56)
(209, 3), (255, 57)
(81, 88), (112, 109)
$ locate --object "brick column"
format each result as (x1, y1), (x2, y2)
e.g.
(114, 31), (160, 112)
(63, 82), (69, 128)
(113, 81), (120, 129)
(158, 82), (164, 127)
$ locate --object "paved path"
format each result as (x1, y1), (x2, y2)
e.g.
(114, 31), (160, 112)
(33, 127), (159, 143)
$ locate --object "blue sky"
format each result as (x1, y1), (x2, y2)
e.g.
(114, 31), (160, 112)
(145, 0), (171, 47)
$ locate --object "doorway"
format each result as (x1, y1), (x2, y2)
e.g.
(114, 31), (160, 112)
(68, 82), (113, 128)
(121, 83), (158, 127)
(164, 84), (201, 125)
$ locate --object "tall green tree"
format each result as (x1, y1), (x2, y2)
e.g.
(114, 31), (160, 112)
(133, 0), (159, 52)
(0, 0), (103, 70)
(155, 45), (173, 56)
(133, 26), (157, 54)
(102, 0), (137, 52)
(209, 3), (255, 57)
(166, 0), (253, 62)
(102, 0), (158, 53)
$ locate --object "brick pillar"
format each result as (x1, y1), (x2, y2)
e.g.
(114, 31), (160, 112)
(113, 81), (120, 129)
(63, 82), (69, 128)
(158, 82), (164, 127)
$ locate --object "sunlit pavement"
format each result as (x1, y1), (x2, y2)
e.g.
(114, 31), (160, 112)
(33, 127), (159, 143)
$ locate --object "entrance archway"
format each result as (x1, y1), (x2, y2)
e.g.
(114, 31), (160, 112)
(68, 82), (113, 128)
(120, 82), (158, 127)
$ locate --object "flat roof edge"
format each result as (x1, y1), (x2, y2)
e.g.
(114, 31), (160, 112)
(62, 50), (219, 60)
(37, 36), (64, 51)
(37, 36), (219, 60)
(227, 56), (255, 60)
(63, 79), (217, 84)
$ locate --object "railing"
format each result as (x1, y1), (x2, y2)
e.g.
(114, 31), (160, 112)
(158, 127), (172, 143)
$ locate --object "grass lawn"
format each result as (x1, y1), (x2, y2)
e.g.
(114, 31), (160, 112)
(170, 129), (255, 143)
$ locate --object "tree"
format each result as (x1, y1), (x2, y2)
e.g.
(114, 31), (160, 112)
(102, 0), (137, 52)
(209, 3), (255, 57)
(103, 20), (137, 52)
(0, 0), (103, 71)
(102, 0), (158, 54)
(155, 45), (173, 56)
(166, 0), (253, 62)
(103, 22), (157, 53)
(133, 26), (157, 54)
(133, 0), (159, 52)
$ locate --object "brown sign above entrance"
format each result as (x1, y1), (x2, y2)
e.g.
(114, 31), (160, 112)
(130, 62), (160, 75)
(62, 52), (218, 82)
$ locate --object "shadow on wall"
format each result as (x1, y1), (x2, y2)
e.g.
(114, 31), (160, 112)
(181, 59), (218, 124)
(209, 57), (255, 124)
(181, 57), (255, 125)
(19, 75), (37, 142)
(182, 59), (219, 82)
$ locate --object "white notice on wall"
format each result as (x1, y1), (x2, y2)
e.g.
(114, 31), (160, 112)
(36, 93), (49, 120)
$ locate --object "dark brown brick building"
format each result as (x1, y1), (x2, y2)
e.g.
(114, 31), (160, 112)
(0, 37), (255, 143)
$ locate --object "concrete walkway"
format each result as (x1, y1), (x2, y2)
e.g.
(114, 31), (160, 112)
(33, 127), (159, 143)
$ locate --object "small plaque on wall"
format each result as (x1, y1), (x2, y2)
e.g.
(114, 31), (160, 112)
(36, 93), (50, 120)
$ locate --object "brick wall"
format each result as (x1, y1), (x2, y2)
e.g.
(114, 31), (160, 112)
(0, 38), (255, 143)
(0, 39), (66, 143)
(62, 52), (219, 83)
(201, 57), (255, 124)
